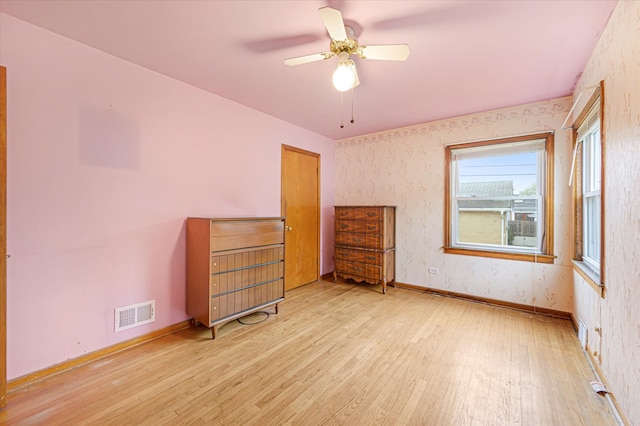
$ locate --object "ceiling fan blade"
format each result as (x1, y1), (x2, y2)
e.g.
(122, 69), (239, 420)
(360, 44), (411, 61)
(319, 6), (347, 41)
(284, 52), (332, 66)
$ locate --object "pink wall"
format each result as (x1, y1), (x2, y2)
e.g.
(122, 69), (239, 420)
(0, 14), (335, 380)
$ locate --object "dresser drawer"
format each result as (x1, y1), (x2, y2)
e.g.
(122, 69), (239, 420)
(336, 220), (380, 233)
(335, 206), (384, 221)
(211, 246), (283, 274)
(336, 220), (365, 233)
(335, 247), (366, 263)
(335, 207), (364, 220)
(210, 220), (284, 251)
(335, 261), (381, 280)
(210, 262), (283, 295)
(336, 232), (384, 249)
(363, 207), (383, 221)
(210, 279), (284, 322)
(335, 248), (383, 265)
(362, 251), (382, 264)
(362, 222), (381, 233)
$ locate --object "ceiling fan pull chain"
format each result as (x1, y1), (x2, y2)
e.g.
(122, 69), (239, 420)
(350, 88), (355, 124)
(340, 91), (345, 128)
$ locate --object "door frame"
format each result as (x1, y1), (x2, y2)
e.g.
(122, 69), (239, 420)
(1, 65), (7, 407)
(281, 144), (321, 287)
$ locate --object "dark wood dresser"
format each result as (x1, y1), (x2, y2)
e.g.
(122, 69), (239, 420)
(333, 206), (396, 293)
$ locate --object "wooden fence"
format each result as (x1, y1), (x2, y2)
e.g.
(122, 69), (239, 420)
(508, 220), (536, 237)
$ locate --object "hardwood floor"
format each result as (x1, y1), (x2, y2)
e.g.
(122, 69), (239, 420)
(1, 281), (616, 425)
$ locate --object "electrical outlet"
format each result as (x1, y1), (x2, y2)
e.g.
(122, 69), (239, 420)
(428, 267), (439, 274)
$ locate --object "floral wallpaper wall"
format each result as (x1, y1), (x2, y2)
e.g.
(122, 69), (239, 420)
(336, 96), (574, 312)
(571, 1), (640, 423)
(336, 1), (640, 422)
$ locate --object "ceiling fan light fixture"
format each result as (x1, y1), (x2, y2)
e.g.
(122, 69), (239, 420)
(332, 52), (356, 92)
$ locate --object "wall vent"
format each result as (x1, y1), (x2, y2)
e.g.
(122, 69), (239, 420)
(114, 300), (155, 332)
(578, 318), (588, 350)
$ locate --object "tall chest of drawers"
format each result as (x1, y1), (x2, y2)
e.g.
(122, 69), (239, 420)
(186, 217), (285, 338)
(333, 206), (396, 294)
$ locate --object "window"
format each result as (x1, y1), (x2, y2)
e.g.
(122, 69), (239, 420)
(572, 82), (604, 288)
(445, 133), (555, 263)
(581, 114), (601, 270)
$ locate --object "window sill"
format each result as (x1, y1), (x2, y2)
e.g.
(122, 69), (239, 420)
(572, 260), (604, 298)
(444, 247), (555, 264)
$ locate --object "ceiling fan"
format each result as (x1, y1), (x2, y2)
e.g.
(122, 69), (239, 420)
(284, 6), (410, 92)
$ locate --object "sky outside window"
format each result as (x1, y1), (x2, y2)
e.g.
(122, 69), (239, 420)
(458, 152), (537, 195)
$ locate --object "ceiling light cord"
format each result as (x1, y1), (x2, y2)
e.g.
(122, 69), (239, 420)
(340, 92), (345, 128)
(351, 87), (355, 124)
(339, 89), (355, 128)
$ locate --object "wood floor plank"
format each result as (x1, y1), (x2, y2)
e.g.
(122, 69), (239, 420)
(1, 281), (617, 425)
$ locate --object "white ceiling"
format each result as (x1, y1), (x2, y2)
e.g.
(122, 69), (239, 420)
(0, 0), (617, 140)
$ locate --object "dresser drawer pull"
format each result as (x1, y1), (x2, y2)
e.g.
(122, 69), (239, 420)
(352, 237), (363, 243)
(353, 267), (363, 272)
(367, 212), (376, 217)
(340, 211), (348, 216)
(367, 225), (376, 230)
(366, 256), (376, 261)
(341, 224), (348, 229)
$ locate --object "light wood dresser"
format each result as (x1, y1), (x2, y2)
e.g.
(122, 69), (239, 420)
(186, 217), (285, 338)
(333, 206), (396, 294)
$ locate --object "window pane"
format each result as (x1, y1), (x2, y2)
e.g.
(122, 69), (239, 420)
(583, 126), (601, 190)
(457, 151), (538, 196)
(457, 198), (538, 248)
(450, 140), (544, 253)
(581, 122), (601, 273)
(509, 198), (539, 248)
(584, 194), (600, 265)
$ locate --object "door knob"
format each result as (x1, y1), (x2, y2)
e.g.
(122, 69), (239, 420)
(286, 226), (293, 231)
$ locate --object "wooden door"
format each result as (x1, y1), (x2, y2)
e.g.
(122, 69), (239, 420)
(1, 66), (7, 407)
(281, 145), (320, 291)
